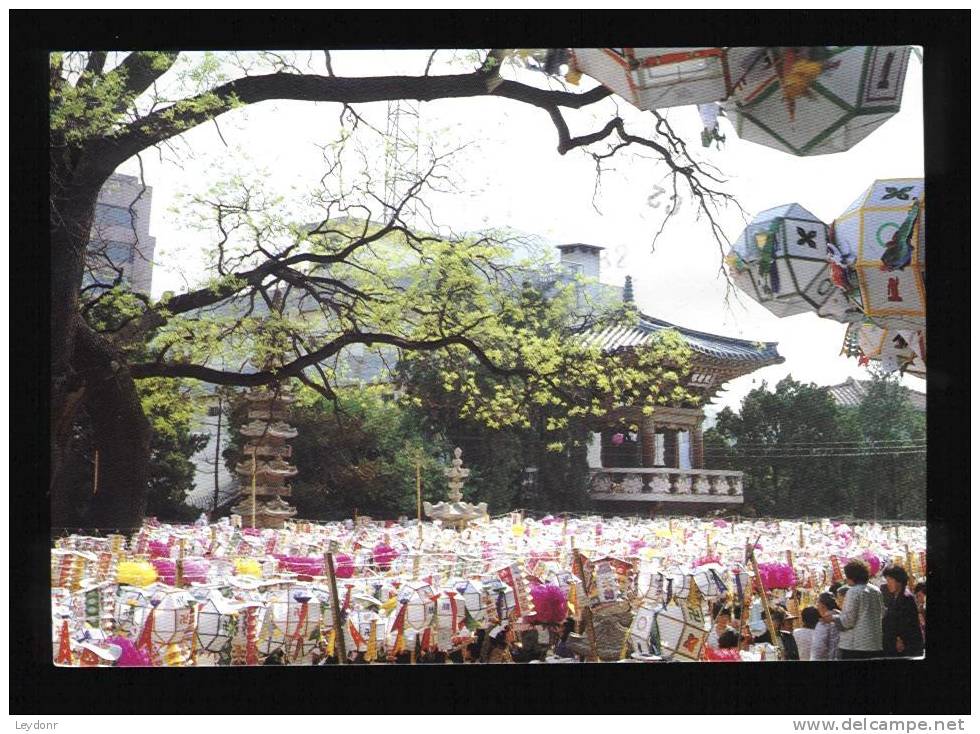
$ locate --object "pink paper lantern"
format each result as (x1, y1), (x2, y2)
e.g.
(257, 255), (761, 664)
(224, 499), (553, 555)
(756, 562), (797, 589)
(181, 558), (210, 584)
(148, 540), (171, 559)
(151, 558), (176, 585)
(528, 583), (567, 624)
(372, 544), (398, 571)
(334, 553), (355, 578)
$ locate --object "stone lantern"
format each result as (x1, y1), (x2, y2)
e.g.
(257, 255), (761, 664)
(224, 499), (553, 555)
(423, 448), (488, 529)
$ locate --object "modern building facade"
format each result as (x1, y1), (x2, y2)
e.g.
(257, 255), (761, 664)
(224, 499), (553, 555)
(86, 173), (157, 295)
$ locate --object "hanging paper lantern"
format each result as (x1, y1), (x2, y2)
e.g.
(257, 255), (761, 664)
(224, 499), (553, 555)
(195, 593), (248, 653)
(569, 47), (731, 111)
(691, 564), (729, 598)
(116, 560), (158, 587)
(260, 585), (322, 660)
(345, 609), (384, 655)
(454, 578), (489, 625)
(497, 563), (535, 618)
(655, 601), (708, 662)
(831, 178), (925, 331)
(630, 603), (661, 657)
(842, 321), (926, 376)
(723, 47), (911, 156)
(148, 590), (196, 648)
(727, 204), (855, 319)
(484, 578), (517, 622)
(234, 558), (263, 578)
(399, 580), (436, 631)
(372, 543), (398, 571)
(114, 587), (152, 636)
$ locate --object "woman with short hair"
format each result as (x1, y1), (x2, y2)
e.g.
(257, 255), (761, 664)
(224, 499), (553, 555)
(881, 565), (923, 658)
(827, 559), (883, 659)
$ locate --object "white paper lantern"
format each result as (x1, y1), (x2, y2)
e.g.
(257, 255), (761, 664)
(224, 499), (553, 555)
(630, 603), (660, 656)
(148, 590), (196, 648)
(723, 47), (911, 156)
(399, 581), (435, 631)
(655, 602), (708, 662)
(259, 585), (321, 659)
(570, 47), (730, 110)
(843, 321), (926, 376)
(454, 578), (488, 625)
(114, 587), (152, 636)
(728, 203), (851, 319)
(832, 178), (925, 331)
(345, 609), (384, 654)
(195, 593), (255, 653)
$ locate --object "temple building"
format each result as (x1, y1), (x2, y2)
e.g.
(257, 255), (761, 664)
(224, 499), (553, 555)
(554, 244), (784, 512)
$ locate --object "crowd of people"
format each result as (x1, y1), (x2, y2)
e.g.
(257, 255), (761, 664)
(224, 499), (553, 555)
(263, 559), (925, 665)
(701, 559), (925, 662)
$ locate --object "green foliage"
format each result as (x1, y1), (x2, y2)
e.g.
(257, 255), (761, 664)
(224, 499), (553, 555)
(224, 385), (445, 520)
(60, 379), (207, 526)
(711, 374), (925, 519)
(140, 379), (210, 521)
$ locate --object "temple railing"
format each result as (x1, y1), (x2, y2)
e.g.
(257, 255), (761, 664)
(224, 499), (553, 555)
(589, 467), (743, 503)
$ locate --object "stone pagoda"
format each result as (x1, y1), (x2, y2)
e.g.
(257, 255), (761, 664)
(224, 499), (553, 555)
(423, 448), (488, 529)
(231, 387), (299, 528)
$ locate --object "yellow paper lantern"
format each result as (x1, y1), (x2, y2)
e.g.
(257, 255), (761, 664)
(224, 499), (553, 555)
(117, 560), (158, 587)
(234, 558), (262, 578)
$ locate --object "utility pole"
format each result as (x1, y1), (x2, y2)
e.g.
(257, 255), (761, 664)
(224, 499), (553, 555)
(211, 392), (223, 517)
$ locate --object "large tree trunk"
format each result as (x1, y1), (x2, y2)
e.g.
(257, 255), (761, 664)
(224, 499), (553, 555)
(50, 170), (98, 517)
(61, 324), (152, 528)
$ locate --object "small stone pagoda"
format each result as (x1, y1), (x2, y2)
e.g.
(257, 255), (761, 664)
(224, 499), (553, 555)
(231, 387), (299, 528)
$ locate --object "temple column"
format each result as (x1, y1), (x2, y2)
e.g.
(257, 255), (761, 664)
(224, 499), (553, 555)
(663, 429), (680, 468)
(691, 424), (705, 470)
(640, 416), (657, 468)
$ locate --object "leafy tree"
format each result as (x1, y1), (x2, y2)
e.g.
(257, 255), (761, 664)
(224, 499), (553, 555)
(397, 279), (698, 511)
(851, 371), (926, 519)
(711, 373), (925, 519)
(712, 376), (856, 517)
(223, 384), (445, 520)
(48, 49), (735, 527)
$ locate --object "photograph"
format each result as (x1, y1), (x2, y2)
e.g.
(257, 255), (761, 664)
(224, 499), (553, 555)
(10, 10), (970, 721)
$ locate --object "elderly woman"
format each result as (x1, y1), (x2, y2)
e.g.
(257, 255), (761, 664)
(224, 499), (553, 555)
(828, 559), (883, 660)
(881, 566), (923, 658)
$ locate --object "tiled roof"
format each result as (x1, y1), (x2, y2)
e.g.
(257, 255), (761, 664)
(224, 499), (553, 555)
(825, 377), (926, 412)
(582, 312), (784, 365)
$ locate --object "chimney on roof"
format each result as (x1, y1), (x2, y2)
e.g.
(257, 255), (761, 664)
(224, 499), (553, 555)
(556, 243), (604, 281)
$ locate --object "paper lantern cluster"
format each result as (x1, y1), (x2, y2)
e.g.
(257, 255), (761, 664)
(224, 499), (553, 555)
(727, 178), (925, 375)
(51, 514), (925, 666)
(567, 47), (912, 157)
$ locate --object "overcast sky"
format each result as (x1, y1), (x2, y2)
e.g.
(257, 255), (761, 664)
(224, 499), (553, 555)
(117, 49), (925, 418)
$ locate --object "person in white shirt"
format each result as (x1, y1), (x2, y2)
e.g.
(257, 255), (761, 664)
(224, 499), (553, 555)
(793, 606), (819, 661)
(827, 559), (883, 659)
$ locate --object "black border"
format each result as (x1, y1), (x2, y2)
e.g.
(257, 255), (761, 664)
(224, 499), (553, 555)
(10, 10), (970, 715)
